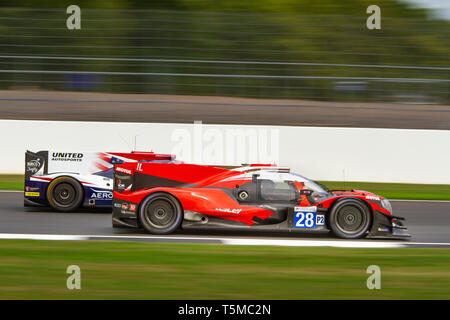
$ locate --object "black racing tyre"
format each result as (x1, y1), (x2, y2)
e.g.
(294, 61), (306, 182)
(46, 176), (84, 212)
(139, 193), (183, 234)
(329, 198), (371, 239)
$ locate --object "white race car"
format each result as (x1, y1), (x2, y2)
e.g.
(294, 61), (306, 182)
(24, 150), (176, 211)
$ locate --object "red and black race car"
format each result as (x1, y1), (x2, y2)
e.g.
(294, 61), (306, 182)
(112, 162), (409, 239)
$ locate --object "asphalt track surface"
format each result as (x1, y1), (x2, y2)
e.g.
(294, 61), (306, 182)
(1, 90), (450, 130)
(0, 192), (449, 246)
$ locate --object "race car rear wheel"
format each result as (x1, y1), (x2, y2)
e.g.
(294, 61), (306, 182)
(139, 193), (183, 234)
(329, 198), (371, 239)
(46, 177), (84, 212)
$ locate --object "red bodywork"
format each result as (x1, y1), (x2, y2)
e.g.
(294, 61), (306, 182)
(112, 162), (396, 232)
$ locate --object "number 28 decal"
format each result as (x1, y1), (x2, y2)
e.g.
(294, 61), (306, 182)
(293, 207), (325, 229)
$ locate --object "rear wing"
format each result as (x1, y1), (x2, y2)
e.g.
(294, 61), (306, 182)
(25, 150), (49, 181)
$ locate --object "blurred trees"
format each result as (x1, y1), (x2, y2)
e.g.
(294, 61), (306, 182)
(0, 0), (448, 103)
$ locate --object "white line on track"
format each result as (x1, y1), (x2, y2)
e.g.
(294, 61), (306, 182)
(0, 233), (88, 241)
(408, 242), (450, 246)
(222, 238), (406, 248)
(2, 233), (449, 248)
(0, 233), (228, 242)
(0, 233), (397, 247)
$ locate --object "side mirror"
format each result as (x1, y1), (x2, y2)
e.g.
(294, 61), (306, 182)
(252, 174), (259, 182)
(300, 189), (313, 196)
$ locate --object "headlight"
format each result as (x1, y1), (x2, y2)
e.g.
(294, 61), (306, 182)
(381, 198), (392, 213)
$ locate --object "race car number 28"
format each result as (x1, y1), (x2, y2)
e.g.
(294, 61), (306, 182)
(293, 207), (324, 229)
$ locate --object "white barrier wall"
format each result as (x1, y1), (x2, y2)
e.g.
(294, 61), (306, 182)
(1, 120), (449, 184)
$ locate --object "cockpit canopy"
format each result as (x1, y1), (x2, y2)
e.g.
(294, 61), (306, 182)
(223, 169), (328, 201)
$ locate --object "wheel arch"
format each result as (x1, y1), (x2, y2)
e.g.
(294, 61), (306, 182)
(136, 190), (184, 226)
(46, 175), (85, 197)
(327, 196), (374, 230)
(45, 175), (85, 211)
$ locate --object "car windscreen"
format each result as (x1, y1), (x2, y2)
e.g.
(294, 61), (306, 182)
(289, 173), (328, 195)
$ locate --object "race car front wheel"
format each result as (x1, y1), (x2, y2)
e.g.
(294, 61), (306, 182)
(329, 198), (371, 239)
(139, 193), (183, 234)
(46, 177), (84, 212)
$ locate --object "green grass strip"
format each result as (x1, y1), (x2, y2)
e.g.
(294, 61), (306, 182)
(0, 174), (23, 191)
(0, 240), (449, 299)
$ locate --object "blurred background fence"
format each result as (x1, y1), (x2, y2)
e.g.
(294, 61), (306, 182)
(0, 6), (448, 103)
